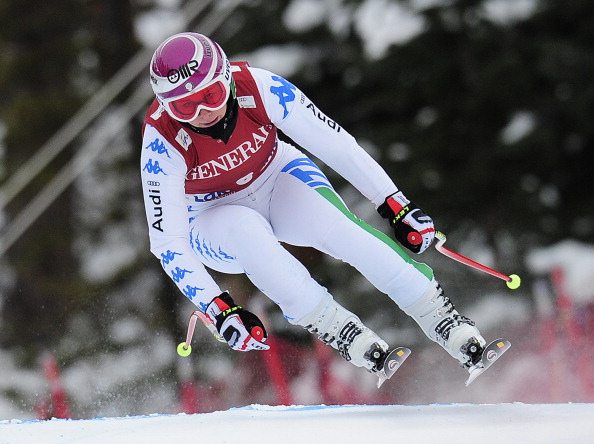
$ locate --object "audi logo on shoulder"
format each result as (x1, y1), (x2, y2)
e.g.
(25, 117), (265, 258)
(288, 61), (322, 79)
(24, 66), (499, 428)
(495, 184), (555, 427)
(146, 180), (160, 187)
(167, 60), (199, 83)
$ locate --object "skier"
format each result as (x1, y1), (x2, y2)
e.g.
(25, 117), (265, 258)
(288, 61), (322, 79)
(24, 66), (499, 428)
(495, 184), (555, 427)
(140, 32), (487, 382)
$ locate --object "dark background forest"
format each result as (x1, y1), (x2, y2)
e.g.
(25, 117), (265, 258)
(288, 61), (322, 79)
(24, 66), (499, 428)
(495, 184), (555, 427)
(1, 0), (593, 418)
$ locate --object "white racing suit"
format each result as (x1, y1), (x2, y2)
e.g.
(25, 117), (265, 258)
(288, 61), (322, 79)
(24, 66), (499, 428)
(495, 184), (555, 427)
(140, 64), (437, 361)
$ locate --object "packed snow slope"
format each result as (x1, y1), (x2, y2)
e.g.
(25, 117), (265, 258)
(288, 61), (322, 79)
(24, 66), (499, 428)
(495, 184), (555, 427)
(1, 403), (593, 444)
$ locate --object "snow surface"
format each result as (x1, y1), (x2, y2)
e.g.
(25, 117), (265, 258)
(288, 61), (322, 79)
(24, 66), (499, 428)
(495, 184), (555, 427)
(1, 403), (593, 444)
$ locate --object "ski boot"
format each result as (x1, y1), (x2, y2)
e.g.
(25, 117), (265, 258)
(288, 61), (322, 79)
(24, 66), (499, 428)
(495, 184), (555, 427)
(461, 337), (485, 368)
(297, 297), (389, 369)
(402, 280), (487, 368)
(296, 297), (410, 387)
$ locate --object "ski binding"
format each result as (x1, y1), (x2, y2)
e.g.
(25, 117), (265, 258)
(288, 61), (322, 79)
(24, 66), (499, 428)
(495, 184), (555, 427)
(376, 347), (411, 388)
(465, 338), (511, 386)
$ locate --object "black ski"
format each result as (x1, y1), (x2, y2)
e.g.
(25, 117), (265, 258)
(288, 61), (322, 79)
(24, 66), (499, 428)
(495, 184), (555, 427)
(465, 338), (511, 386)
(376, 347), (411, 388)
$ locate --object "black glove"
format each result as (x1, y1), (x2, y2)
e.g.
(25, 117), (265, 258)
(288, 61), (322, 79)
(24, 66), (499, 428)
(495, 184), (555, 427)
(378, 191), (435, 254)
(204, 292), (269, 351)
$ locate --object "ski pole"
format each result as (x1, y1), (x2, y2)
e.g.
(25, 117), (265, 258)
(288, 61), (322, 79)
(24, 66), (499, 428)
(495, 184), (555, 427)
(434, 231), (521, 290)
(177, 310), (226, 357)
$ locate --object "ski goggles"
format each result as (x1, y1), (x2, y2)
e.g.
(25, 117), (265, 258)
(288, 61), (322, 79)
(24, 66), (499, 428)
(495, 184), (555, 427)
(162, 77), (230, 122)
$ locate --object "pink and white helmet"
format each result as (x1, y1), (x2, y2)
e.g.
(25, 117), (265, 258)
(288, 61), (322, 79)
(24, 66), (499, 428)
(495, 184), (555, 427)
(149, 32), (234, 122)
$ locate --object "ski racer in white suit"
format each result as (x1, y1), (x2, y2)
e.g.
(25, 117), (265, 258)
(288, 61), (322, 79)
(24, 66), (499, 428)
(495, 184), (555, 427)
(140, 32), (487, 379)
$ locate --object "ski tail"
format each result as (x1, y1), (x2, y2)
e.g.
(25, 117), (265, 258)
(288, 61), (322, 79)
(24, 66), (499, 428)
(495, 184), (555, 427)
(377, 347), (411, 388)
(465, 338), (511, 386)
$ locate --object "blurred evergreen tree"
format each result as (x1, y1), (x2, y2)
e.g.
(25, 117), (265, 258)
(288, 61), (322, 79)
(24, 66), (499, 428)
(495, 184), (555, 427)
(0, 0), (139, 358)
(0, 0), (87, 353)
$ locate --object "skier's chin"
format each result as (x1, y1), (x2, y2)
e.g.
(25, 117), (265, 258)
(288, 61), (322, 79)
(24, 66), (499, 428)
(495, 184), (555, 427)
(197, 115), (222, 127)
(189, 107), (227, 128)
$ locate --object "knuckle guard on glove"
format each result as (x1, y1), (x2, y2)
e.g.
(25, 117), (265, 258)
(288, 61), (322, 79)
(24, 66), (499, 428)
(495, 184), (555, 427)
(205, 292), (269, 351)
(378, 191), (435, 254)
